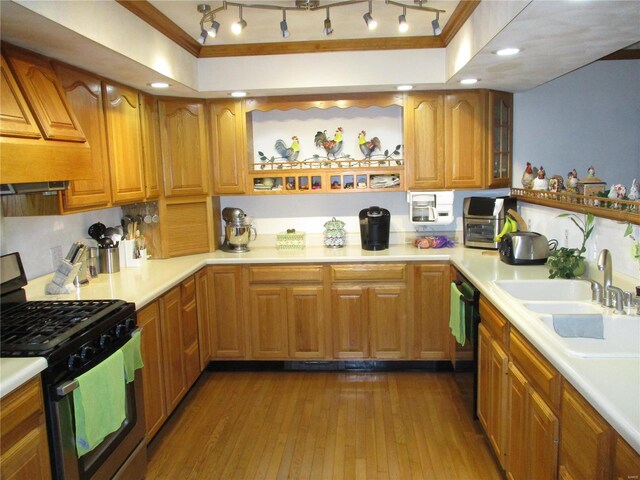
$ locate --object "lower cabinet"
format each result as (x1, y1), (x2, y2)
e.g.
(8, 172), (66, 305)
(0, 377), (51, 480)
(160, 285), (187, 412)
(412, 263), (451, 359)
(208, 266), (246, 359)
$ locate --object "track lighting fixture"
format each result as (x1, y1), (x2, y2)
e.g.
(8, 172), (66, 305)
(363, 1), (377, 30)
(280, 10), (290, 38)
(195, 1), (445, 43)
(431, 11), (441, 36)
(323, 8), (333, 36)
(398, 7), (408, 33)
(232, 6), (246, 35)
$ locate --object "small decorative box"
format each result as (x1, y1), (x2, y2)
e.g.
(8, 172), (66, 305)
(276, 231), (306, 250)
(577, 178), (606, 197)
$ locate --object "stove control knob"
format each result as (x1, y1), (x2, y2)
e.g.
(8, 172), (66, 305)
(115, 324), (127, 338)
(80, 346), (96, 361)
(125, 318), (136, 332)
(99, 334), (113, 349)
(68, 354), (82, 370)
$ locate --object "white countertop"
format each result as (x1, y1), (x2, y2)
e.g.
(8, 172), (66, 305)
(3, 244), (639, 452)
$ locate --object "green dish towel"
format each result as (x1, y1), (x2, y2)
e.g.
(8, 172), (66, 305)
(121, 330), (144, 383)
(73, 350), (126, 457)
(449, 282), (465, 346)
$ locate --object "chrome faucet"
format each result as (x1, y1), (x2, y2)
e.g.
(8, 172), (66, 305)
(597, 249), (615, 308)
(606, 286), (624, 314)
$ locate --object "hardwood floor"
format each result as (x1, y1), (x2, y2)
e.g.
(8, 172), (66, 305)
(146, 371), (503, 480)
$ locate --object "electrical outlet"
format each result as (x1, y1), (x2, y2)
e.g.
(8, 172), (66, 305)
(563, 229), (569, 248)
(632, 241), (640, 259)
(50, 245), (63, 270)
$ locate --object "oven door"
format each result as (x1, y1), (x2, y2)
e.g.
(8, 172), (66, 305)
(48, 360), (146, 480)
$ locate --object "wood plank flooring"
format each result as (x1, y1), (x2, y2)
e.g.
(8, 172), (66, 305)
(146, 371), (503, 480)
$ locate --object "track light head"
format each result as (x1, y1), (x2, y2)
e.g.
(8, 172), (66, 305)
(323, 8), (333, 36)
(208, 19), (220, 38)
(280, 11), (289, 38)
(398, 8), (408, 33)
(432, 11), (441, 36)
(363, 12), (377, 30)
(198, 28), (208, 45)
(232, 6), (246, 35)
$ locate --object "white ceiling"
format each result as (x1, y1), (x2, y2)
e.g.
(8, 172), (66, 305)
(149, 0), (457, 45)
(0, 0), (638, 97)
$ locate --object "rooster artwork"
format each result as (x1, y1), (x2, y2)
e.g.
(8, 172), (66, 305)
(358, 131), (382, 159)
(274, 136), (300, 162)
(314, 127), (343, 159)
(521, 162), (538, 189)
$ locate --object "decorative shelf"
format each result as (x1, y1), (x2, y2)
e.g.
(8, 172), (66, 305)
(511, 188), (640, 225)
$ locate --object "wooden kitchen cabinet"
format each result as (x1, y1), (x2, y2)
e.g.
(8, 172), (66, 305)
(0, 48), (92, 184)
(412, 263), (451, 359)
(404, 92), (445, 189)
(247, 265), (326, 359)
(137, 300), (167, 440)
(208, 266), (246, 359)
(159, 285), (187, 413)
(614, 435), (640, 480)
(159, 99), (209, 197)
(330, 263), (408, 359)
(559, 382), (613, 480)
(139, 92), (162, 199)
(445, 90), (485, 189)
(487, 91), (513, 189)
(54, 63), (112, 211)
(181, 276), (201, 387)
(0, 377), (51, 480)
(195, 268), (212, 370)
(103, 81), (145, 204)
(477, 322), (509, 469)
(208, 99), (247, 195)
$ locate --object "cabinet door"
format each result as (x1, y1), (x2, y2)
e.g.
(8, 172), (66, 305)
(614, 435), (640, 480)
(103, 82), (145, 203)
(528, 388), (559, 480)
(159, 286), (187, 412)
(0, 55), (41, 139)
(331, 286), (368, 359)
(137, 301), (167, 440)
(487, 91), (513, 189)
(181, 276), (200, 388)
(369, 285), (407, 359)
(208, 99), (246, 194)
(559, 383), (613, 480)
(4, 49), (85, 142)
(412, 264), (450, 359)
(209, 266), (245, 358)
(477, 323), (492, 434)
(54, 63), (112, 210)
(507, 362), (529, 480)
(195, 268), (212, 369)
(287, 286), (325, 359)
(445, 91), (485, 189)
(249, 286), (288, 358)
(139, 93), (162, 199)
(404, 92), (445, 189)
(159, 99), (209, 197)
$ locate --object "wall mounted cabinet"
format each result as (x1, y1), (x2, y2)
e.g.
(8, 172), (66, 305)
(139, 93), (162, 199)
(208, 99), (247, 195)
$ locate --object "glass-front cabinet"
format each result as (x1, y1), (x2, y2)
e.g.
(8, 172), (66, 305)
(487, 91), (513, 189)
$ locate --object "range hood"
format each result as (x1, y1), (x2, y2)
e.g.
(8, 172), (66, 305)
(0, 181), (69, 195)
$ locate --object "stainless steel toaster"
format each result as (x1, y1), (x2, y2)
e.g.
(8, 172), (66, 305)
(498, 232), (550, 265)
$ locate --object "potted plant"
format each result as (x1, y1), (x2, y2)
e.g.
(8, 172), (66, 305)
(547, 213), (595, 279)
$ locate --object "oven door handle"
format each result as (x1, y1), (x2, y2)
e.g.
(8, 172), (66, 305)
(56, 379), (79, 397)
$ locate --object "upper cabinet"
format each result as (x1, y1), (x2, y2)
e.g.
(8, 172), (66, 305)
(103, 82), (146, 204)
(53, 63), (112, 211)
(139, 93), (163, 199)
(406, 90), (513, 190)
(159, 99), (209, 197)
(208, 99), (247, 195)
(0, 46), (92, 183)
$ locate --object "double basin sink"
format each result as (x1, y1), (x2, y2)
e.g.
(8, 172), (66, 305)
(493, 279), (639, 358)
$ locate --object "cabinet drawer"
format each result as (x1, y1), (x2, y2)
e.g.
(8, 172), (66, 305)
(248, 265), (323, 284)
(479, 296), (508, 345)
(1, 378), (43, 449)
(510, 328), (561, 410)
(331, 264), (406, 282)
(181, 276), (196, 305)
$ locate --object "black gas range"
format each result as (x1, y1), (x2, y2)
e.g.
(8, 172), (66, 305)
(1, 252), (145, 480)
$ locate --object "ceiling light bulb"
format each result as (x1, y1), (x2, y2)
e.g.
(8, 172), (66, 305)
(460, 78), (478, 85)
(432, 12), (441, 36)
(149, 82), (170, 89)
(396, 85), (413, 91)
(398, 14), (408, 33)
(323, 9), (333, 36)
(231, 91), (247, 98)
(232, 6), (246, 35)
(496, 48), (520, 56)
(363, 12), (377, 30)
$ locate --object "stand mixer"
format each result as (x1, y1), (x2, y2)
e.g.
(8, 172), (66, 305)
(221, 207), (256, 253)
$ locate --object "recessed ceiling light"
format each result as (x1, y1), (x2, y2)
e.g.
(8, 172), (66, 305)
(460, 78), (478, 85)
(231, 91), (247, 98)
(396, 85), (413, 91)
(496, 48), (520, 56)
(149, 82), (170, 89)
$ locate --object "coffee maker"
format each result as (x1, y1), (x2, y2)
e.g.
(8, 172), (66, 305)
(221, 207), (256, 253)
(359, 206), (390, 251)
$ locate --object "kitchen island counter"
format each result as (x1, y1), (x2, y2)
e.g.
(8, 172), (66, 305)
(6, 244), (639, 453)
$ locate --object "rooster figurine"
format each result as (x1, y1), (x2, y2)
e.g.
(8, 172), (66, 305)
(314, 127), (343, 159)
(274, 136), (300, 162)
(358, 131), (382, 159)
(521, 162), (538, 189)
